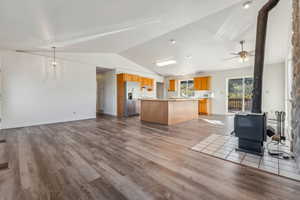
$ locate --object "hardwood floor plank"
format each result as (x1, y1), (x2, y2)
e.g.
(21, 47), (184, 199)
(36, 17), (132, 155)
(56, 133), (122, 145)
(0, 115), (300, 200)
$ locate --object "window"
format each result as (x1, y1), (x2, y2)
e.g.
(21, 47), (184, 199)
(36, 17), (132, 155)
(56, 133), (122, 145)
(180, 80), (194, 97)
(227, 77), (253, 113)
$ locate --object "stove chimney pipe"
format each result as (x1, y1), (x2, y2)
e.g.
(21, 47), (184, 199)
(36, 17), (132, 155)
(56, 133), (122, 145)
(252, 0), (280, 113)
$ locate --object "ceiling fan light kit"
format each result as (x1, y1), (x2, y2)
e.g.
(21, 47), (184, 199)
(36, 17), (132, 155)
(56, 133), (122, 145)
(239, 56), (249, 63)
(225, 40), (254, 62)
(170, 39), (176, 45)
(242, 0), (253, 9)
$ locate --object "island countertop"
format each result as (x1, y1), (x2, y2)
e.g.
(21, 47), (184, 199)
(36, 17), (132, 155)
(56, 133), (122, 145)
(139, 98), (201, 102)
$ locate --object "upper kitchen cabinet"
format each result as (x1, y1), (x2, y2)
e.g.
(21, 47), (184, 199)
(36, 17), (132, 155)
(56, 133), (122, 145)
(140, 77), (154, 89)
(194, 76), (211, 90)
(118, 74), (153, 88)
(120, 73), (140, 82)
(168, 80), (176, 91)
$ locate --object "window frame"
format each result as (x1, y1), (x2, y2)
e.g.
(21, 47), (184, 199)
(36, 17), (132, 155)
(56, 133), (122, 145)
(225, 76), (253, 114)
(179, 79), (195, 97)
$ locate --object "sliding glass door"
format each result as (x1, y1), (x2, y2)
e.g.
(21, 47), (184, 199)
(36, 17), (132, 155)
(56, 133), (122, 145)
(227, 77), (253, 113)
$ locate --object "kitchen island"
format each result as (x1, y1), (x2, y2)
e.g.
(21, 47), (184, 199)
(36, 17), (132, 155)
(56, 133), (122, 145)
(140, 99), (198, 125)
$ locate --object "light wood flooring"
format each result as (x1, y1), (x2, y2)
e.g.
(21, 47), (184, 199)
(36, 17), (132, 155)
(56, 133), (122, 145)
(0, 115), (300, 200)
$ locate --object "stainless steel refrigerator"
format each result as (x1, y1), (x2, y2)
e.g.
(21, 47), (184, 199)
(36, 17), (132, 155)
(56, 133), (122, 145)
(124, 81), (140, 117)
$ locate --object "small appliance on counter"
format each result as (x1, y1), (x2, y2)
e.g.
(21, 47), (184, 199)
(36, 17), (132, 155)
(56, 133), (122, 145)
(124, 81), (140, 117)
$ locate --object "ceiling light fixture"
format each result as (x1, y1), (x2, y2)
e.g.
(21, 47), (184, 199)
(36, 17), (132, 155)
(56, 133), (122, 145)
(156, 60), (177, 67)
(242, 1), (252, 9)
(170, 39), (176, 45)
(239, 55), (249, 63)
(51, 46), (57, 67)
(43, 46), (62, 81)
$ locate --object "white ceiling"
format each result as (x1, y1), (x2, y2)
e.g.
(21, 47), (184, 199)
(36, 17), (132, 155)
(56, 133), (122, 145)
(0, 0), (292, 76)
(120, 0), (292, 76)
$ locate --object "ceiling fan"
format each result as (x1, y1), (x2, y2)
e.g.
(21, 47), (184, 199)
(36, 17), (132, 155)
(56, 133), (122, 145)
(225, 40), (254, 62)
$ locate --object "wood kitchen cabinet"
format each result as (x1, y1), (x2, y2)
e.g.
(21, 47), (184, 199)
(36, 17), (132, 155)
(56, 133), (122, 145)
(194, 77), (201, 90)
(140, 77), (154, 89)
(168, 80), (176, 91)
(140, 77), (146, 87)
(118, 74), (153, 88)
(194, 76), (211, 90)
(198, 99), (210, 115)
(131, 75), (140, 82)
(119, 73), (140, 82)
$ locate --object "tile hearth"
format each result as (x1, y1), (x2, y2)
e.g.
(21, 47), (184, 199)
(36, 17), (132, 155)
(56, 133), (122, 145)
(191, 134), (300, 181)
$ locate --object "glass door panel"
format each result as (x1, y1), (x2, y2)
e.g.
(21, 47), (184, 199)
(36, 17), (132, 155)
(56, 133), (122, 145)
(228, 78), (243, 113)
(227, 77), (253, 113)
(244, 78), (253, 112)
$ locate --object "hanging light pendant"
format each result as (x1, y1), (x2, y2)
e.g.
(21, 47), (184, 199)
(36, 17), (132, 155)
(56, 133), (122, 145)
(43, 46), (64, 81)
(52, 46), (57, 67)
(44, 46), (61, 80)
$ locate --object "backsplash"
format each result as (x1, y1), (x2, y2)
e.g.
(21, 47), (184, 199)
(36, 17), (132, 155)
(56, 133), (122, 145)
(167, 90), (213, 99)
(140, 87), (155, 98)
(194, 90), (213, 98)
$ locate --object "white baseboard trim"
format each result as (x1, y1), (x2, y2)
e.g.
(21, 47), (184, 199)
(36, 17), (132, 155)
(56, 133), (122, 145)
(1, 115), (96, 130)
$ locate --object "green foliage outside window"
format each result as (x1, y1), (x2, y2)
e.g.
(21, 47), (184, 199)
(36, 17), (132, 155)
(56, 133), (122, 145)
(180, 80), (195, 97)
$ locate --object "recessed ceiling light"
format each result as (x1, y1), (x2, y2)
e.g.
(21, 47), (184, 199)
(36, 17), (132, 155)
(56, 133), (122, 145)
(156, 60), (177, 67)
(242, 1), (252, 9)
(170, 39), (176, 44)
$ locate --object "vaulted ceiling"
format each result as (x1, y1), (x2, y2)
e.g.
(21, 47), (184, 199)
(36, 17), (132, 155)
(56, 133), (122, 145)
(0, 0), (291, 76)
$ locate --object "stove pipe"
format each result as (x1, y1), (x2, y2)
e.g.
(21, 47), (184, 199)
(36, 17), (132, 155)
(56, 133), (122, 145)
(252, 0), (280, 113)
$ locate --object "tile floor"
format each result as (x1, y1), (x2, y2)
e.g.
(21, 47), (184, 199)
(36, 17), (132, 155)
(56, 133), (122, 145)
(191, 134), (300, 182)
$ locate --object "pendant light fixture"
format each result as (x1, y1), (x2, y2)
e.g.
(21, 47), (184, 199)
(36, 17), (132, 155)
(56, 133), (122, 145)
(44, 46), (61, 81)
(51, 46), (58, 79)
(51, 46), (57, 67)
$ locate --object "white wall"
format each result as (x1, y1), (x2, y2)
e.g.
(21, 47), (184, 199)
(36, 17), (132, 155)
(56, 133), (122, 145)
(0, 51), (163, 128)
(1, 51), (97, 129)
(261, 63), (285, 114)
(165, 63), (285, 115)
(61, 53), (163, 99)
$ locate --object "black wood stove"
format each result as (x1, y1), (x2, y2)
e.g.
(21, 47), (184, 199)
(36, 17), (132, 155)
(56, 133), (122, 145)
(235, 113), (266, 155)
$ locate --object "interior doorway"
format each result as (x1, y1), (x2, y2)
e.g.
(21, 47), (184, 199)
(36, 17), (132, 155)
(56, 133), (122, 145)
(96, 67), (112, 115)
(226, 77), (253, 113)
(156, 82), (164, 99)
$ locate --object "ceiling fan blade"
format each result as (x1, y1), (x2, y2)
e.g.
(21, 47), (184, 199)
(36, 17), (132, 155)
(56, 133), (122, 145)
(223, 56), (240, 61)
(41, 19), (161, 48)
(230, 53), (240, 55)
